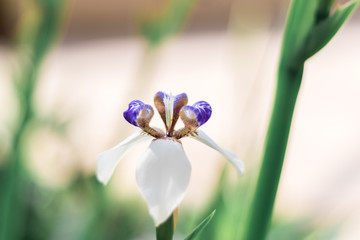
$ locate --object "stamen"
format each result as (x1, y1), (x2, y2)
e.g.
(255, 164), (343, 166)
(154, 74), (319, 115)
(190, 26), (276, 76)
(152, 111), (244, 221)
(168, 93), (188, 136)
(154, 92), (188, 136)
(164, 93), (175, 131)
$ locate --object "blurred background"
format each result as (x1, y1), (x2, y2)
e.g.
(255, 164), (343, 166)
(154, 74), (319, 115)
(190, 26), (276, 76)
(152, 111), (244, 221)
(1, 0), (360, 239)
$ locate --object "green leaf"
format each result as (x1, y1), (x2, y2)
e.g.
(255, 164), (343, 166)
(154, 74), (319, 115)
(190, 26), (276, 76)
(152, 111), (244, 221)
(304, 0), (360, 59)
(184, 210), (216, 240)
(280, 0), (318, 65)
(316, 0), (336, 21)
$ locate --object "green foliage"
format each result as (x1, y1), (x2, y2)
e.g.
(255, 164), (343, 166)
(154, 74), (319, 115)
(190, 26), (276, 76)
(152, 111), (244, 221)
(280, 0), (318, 66)
(187, 168), (249, 240)
(184, 210), (216, 240)
(268, 219), (340, 240)
(243, 0), (359, 240)
(305, 1), (360, 59)
(0, 1), (68, 239)
(281, 0), (359, 68)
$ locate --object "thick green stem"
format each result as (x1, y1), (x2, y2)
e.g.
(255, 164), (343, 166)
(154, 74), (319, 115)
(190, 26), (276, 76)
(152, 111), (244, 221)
(243, 64), (303, 240)
(156, 214), (174, 240)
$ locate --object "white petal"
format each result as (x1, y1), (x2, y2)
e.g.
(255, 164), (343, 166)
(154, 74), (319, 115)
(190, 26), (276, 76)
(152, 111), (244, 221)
(136, 139), (191, 226)
(190, 129), (245, 175)
(96, 131), (152, 184)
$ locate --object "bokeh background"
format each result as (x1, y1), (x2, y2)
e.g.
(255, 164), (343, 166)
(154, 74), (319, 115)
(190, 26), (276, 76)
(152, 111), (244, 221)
(1, 0), (360, 239)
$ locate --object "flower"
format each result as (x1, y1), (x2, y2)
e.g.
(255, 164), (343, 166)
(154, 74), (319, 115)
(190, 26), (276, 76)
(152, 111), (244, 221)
(96, 91), (245, 226)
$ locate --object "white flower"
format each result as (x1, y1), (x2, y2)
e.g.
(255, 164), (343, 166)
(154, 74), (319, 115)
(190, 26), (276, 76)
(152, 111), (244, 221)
(96, 92), (245, 226)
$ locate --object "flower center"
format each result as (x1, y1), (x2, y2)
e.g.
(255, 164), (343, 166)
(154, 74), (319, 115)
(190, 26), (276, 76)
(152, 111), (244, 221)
(124, 92), (212, 139)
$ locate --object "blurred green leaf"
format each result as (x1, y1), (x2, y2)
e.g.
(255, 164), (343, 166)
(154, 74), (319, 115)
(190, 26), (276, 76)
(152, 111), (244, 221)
(269, 218), (340, 240)
(0, 1), (68, 239)
(304, 0), (360, 59)
(140, 0), (195, 47)
(184, 210), (216, 240)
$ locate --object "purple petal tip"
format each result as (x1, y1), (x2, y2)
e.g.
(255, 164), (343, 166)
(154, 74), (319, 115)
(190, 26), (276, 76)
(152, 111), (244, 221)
(193, 101), (212, 126)
(180, 101), (212, 128)
(123, 100), (145, 127)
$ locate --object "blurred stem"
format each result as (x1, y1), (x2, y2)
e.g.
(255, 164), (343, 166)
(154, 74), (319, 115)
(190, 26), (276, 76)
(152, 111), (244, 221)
(243, 63), (303, 240)
(0, 59), (39, 240)
(156, 214), (174, 240)
(0, 0), (67, 239)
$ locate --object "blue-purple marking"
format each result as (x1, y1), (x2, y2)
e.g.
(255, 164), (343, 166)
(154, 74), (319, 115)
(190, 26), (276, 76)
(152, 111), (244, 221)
(192, 101), (212, 126)
(181, 101), (212, 127)
(123, 100), (145, 127)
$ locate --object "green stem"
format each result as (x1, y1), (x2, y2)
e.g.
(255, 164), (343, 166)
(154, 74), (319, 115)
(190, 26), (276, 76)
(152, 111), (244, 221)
(0, 61), (37, 240)
(243, 63), (303, 240)
(156, 214), (174, 240)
